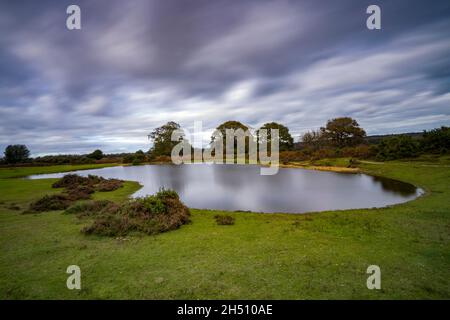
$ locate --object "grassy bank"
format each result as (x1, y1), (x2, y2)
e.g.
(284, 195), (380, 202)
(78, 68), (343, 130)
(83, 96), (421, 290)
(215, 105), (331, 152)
(0, 160), (449, 299)
(0, 163), (122, 179)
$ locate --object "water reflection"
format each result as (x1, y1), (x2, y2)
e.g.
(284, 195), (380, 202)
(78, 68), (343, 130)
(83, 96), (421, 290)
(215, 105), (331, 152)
(28, 164), (421, 214)
(370, 175), (418, 196)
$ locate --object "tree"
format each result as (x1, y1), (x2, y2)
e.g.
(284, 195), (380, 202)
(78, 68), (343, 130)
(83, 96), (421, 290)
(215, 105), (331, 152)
(320, 117), (366, 147)
(421, 126), (450, 154)
(376, 135), (419, 160)
(257, 122), (294, 151)
(4, 144), (30, 164)
(301, 130), (325, 150)
(87, 149), (104, 160)
(211, 121), (250, 142)
(149, 121), (186, 157)
(133, 150), (146, 164)
(210, 121), (252, 157)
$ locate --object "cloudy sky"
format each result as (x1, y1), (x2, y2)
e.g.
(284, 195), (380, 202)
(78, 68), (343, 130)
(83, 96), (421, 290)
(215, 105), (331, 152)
(0, 0), (449, 156)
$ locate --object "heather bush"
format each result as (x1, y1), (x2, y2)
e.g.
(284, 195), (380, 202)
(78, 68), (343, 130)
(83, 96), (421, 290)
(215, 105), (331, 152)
(64, 185), (95, 200)
(52, 174), (90, 188)
(52, 174), (123, 192)
(214, 214), (235, 225)
(81, 189), (190, 236)
(27, 194), (72, 212)
(95, 179), (123, 192)
(64, 200), (116, 217)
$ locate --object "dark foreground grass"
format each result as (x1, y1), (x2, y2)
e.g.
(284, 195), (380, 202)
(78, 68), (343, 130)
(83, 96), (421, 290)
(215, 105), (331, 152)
(0, 160), (449, 299)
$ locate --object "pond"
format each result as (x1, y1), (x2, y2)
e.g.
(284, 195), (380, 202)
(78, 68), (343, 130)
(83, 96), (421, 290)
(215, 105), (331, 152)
(28, 164), (423, 214)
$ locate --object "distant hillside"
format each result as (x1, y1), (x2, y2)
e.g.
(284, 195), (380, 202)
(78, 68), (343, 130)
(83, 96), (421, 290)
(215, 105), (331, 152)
(365, 132), (423, 144)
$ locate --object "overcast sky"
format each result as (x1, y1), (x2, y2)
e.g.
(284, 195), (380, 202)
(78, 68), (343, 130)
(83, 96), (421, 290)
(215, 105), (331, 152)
(1, 0), (449, 156)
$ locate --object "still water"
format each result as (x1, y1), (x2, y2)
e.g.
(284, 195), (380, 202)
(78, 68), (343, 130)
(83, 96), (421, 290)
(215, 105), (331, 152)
(28, 164), (422, 213)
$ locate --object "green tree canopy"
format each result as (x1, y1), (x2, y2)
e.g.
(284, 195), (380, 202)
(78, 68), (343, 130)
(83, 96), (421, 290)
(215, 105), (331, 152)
(4, 144), (30, 164)
(376, 135), (419, 160)
(87, 149), (104, 160)
(210, 121), (252, 159)
(211, 121), (250, 142)
(149, 121), (186, 157)
(257, 122), (294, 151)
(421, 126), (450, 154)
(320, 117), (366, 147)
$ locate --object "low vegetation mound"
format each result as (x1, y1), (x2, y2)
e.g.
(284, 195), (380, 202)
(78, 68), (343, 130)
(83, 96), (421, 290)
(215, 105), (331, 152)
(95, 179), (123, 192)
(26, 174), (123, 213)
(52, 174), (123, 192)
(28, 194), (72, 212)
(64, 185), (95, 200)
(64, 200), (116, 217)
(214, 214), (235, 225)
(81, 189), (190, 236)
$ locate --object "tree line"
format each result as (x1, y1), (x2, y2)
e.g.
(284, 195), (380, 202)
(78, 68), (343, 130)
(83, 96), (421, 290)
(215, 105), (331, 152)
(1, 118), (449, 165)
(141, 118), (450, 163)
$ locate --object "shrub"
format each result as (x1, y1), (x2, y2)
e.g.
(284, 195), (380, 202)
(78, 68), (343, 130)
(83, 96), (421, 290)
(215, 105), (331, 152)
(64, 185), (95, 200)
(27, 194), (72, 212)
(152, 155), (172, 163)
(155, 188), (179, 199)
(132, 159), (142, 166)
(122, 154), (135, 164)
(376, 136), (420, 160)
(64, 200), (116, 217)
(311, 148), (338, 160)
(29, 174), (124, 213)
(421, 126), (450, 154)
(52, 174), (123, 192)
(95, 179), (123, 192)
(52, 174), (91, 188)
(341, 144), (374, 159)
(214, 214), (235, 225)
(82, 190), (190, 236)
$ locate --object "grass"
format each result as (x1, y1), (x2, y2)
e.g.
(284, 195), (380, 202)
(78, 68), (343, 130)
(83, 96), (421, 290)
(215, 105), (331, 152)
(0, 163), (122, 179)
(0, 159), (449, 299)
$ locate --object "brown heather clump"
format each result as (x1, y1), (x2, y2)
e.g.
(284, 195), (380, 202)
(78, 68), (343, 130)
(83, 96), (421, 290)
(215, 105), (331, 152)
(52, 174), (91, 188)
(95, 179), (123, 192)
(81, 189), (190, 237)
(64, 200), (117, 218)
(27, 194), (72, 212)
(27, 174), (124, 213)
(64, 185), (95, 200)
(52, 174), (124, 192)
(214, 214), (235, 225)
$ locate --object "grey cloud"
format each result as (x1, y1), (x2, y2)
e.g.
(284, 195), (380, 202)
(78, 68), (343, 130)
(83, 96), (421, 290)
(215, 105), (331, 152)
(0, 0), (449, 155)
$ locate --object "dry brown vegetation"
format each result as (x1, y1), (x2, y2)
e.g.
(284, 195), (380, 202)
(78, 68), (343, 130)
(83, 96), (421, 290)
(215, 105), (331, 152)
(214, 214), (235, 225)
(26, 174), (123, 213)
(78, 189), (190, 236)
(28, 194), (73, 212)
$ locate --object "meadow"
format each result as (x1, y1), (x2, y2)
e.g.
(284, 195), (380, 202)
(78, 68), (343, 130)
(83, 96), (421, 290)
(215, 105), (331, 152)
(0, 158), (449, 299)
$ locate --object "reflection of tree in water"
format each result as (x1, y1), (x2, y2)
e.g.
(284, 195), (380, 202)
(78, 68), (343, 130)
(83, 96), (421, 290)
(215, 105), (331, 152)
(370, 175), (417, 196)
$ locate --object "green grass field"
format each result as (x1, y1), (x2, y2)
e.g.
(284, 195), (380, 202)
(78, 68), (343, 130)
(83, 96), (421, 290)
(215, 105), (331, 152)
(0, 159), (449, 299)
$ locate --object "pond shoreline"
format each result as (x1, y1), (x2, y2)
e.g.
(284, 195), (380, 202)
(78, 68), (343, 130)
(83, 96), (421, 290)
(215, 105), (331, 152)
(25, 161), (422, 214)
